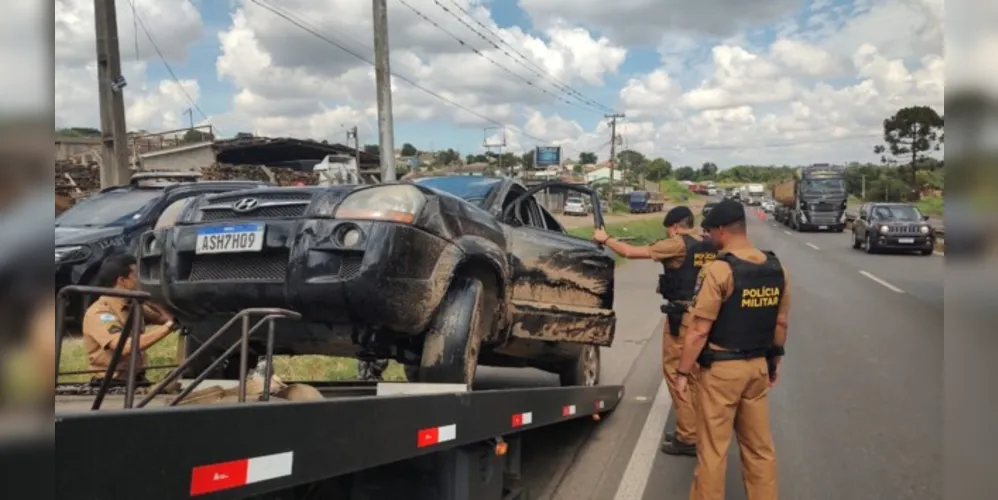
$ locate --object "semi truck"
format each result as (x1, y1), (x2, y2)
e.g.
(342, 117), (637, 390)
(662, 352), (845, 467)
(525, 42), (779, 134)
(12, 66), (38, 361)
(772, 164), (848, 232)
(628, 190), (665, 212)
(745, 184), (765, 205)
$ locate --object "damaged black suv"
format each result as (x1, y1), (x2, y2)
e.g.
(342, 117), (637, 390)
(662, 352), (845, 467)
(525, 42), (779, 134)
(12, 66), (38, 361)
(139, 175), (617, 386)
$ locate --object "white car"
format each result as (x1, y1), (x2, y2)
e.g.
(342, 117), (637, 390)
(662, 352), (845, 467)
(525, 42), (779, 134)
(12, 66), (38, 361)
(762, 201), (776, 212)
(563, 197), (588, 216)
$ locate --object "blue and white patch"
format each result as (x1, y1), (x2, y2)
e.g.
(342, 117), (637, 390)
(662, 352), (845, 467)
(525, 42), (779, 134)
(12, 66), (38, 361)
(99, 313), (117, 323)
(692, 268), (707, 298)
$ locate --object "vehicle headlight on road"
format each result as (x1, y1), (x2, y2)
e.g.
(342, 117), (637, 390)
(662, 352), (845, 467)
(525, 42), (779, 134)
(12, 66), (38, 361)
(334, 185), (426, 223)
(920, 225), (930, 234)
(879, 225), (889, 234)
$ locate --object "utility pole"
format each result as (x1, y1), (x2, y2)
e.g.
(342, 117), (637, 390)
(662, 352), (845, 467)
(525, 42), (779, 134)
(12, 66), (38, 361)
(483, 127), (507, 176)
(346, 126), (361, 170)
(605, 113), (624, 206)
(861, 175), (866, 200)
(372, 0), (397, 181)
(94, 0), (130, 188)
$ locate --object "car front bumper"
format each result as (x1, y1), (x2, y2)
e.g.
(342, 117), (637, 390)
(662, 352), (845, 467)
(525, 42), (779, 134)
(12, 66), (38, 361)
(873, 233), (935, 249)
(140, 218), (463, 336)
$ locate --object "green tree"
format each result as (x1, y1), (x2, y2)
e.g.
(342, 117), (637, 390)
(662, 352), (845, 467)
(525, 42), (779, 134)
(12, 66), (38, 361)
(675, 166), (696, 181)
(363, 144), (380, 156)
(400, 143), (418, 156)
(434, 148), (460, 166)
(234, 132), (254, 139)
(698, 162), (718, 179)
(521, 151), (535, 169)
(644, 158), (672, 181)
(572, 164), (584, 174)
(56, 127), (101, 137)
(182, 129), (213, 143)
(873, 105), (944, 199)
(578, 151), (598, 164)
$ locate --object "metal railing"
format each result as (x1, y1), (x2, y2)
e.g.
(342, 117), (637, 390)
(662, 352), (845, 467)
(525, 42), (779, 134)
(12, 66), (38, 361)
(56, 285), (300, 410)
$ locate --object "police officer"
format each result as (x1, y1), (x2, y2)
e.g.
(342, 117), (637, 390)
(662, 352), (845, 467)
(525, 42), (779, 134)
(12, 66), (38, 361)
(675, 199), (790, 500)
(592, 205), (716, 456)
(82, 253), (178, 386)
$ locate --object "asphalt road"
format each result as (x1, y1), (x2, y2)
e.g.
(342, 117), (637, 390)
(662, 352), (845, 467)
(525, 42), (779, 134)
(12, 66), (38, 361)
(491, 206), (944, 499)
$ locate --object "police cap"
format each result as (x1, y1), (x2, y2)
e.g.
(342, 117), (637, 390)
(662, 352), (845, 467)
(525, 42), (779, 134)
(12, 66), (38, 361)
(700, 199), (746, 229)
(663, 206), (694, 226)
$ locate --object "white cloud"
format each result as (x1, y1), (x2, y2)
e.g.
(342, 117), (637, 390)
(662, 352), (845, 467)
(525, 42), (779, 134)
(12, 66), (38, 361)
(211, 0), (627, 141)
(54, 0), (208, 131)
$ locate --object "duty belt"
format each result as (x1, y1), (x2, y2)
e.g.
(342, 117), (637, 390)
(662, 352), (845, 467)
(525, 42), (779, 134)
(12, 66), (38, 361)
(660, 300), (692, 315)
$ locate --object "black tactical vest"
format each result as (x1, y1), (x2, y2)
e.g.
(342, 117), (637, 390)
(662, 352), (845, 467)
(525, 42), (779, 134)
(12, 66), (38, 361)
(658, 234), (718, 301)
(707, 252), (785, 351)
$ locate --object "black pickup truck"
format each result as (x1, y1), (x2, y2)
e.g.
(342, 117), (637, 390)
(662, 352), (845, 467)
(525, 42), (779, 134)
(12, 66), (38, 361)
(139, 175), (616, 387)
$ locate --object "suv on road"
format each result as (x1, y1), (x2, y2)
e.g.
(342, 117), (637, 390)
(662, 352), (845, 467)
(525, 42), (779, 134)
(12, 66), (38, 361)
(55, 172), (268, 329)
(851, 202), (936, 255)
(138, 175), (616, 387)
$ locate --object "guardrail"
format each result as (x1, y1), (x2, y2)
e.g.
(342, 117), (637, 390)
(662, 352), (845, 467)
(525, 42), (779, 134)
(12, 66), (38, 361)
(844, 212), (945, 237)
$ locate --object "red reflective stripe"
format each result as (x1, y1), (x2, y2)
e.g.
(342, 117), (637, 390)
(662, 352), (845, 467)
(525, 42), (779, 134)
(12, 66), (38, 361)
(512, 414), (523, 427)
(190, 458), (248, 496)
(417, 427), (440, 448)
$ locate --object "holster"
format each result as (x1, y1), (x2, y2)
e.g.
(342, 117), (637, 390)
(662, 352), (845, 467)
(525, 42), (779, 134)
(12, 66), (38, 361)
(660, 301), (688, 337)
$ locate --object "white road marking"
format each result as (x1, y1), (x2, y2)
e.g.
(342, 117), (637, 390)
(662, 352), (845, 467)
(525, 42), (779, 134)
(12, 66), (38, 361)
(806, 242), (820, 250)
(784, 230), (793, 236)
(858, 270), (905, 293)
(613, 381), (672, 500)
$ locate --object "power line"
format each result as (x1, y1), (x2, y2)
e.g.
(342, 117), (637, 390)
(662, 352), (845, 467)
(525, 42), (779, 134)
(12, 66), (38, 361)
(438, 0), (615, 114)
(396, 0), (590, 111)
(248, 0), (550, 144)
(124, 0), (219, 134)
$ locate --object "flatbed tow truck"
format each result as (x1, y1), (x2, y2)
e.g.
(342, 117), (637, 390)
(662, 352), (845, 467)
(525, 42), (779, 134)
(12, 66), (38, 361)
(53, 286), (624, 500)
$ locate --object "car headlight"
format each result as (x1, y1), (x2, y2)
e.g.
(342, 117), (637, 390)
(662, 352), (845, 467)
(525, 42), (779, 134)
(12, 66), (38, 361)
(333, 185), (426, 223)
(880, 225), (889, 234)
(920, 225), (930, 234)
(55, 245), (90, 263)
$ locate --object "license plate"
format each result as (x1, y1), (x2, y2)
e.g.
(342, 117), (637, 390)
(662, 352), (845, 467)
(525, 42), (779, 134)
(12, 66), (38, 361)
(819, 225), (828, 230)
(196, 224), (265, 254)
(898, 238), (914, 244)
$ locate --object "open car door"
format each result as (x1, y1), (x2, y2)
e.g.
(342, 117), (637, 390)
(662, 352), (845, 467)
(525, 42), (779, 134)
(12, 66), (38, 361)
(498, 182), (616, 347)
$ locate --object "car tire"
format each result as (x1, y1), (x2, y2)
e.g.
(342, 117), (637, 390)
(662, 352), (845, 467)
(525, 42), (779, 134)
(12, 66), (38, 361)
(865, 233), (878, 254)
(559, 344), (600, 387)
(416, 276), (489, 387)
(920, 248), (934, 256)
(852, 232), (862, 249)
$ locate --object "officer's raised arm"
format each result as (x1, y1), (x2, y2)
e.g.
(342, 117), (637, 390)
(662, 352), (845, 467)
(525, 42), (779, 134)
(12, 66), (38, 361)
(592, 207), (694, 260)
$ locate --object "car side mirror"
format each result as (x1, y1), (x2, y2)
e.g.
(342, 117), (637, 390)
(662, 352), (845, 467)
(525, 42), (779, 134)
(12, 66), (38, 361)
(922, 215), (929, 221)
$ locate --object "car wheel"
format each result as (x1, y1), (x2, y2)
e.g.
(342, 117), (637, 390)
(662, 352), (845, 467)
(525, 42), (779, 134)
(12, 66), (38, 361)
(852, 232), (862, 249)
(920, 248), (934, 256)
(416, 276), (489, 387)
(559, 344), (600, 387)
(865, 233), (877, 254)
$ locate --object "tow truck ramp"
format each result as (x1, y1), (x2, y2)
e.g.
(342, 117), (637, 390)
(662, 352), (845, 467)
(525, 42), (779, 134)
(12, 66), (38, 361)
(54, 292), (624, 500)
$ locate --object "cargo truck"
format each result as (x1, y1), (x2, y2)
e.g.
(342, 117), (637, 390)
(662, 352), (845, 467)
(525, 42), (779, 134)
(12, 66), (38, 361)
(772, 164), (848, 232)
(628, 190), (665, 212)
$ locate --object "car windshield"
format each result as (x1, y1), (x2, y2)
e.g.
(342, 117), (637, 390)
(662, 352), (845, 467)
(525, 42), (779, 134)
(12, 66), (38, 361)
(873, 205), (922, 221)
(55, 189), (161, 227)
(412, 176), (502, 206)
(566, 197), (584, 205)
(802, 178), (845, 194)
(629, 192), (648, 201)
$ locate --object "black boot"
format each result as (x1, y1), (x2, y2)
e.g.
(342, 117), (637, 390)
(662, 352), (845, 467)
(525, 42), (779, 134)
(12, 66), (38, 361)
(661, 438), (697, 456)
(662, 431), (675, 444)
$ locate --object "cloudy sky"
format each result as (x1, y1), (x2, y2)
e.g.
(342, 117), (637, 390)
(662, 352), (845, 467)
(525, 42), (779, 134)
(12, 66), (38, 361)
(54, 0), (946, 167)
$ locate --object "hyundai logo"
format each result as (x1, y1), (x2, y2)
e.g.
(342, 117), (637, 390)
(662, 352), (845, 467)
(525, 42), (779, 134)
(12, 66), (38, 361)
(232, 198), (260, 213)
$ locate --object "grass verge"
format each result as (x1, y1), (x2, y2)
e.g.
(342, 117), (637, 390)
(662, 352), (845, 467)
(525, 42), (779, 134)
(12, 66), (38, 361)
(660, 179), (700, 202)
(58, 334), (406, 384)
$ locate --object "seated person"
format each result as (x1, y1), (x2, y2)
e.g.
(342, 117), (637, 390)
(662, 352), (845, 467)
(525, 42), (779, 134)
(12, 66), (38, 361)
(82, 253), (178, 386)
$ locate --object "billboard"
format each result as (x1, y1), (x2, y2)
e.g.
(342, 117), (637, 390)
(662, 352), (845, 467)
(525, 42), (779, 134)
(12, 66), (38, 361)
(534, 146), (561, 168)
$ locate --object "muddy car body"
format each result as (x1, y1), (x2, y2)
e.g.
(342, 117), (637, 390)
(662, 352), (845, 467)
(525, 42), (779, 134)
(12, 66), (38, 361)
(139, 175), (616, 386)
